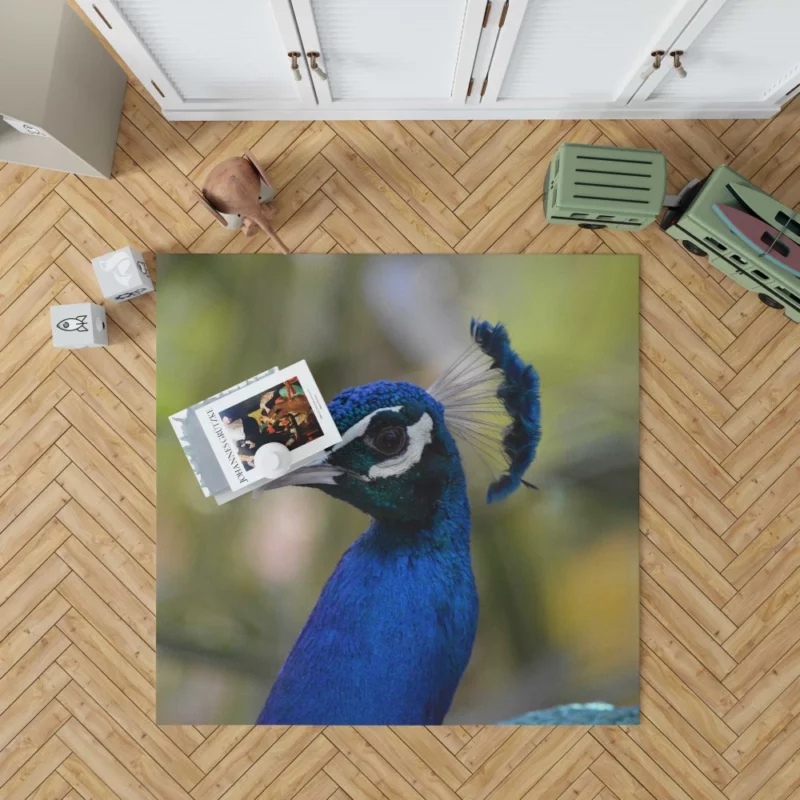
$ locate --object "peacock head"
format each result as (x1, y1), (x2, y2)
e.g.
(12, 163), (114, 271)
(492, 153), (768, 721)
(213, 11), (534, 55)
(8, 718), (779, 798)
(263, 320), (542, 525)
(319, 381), (462, 525)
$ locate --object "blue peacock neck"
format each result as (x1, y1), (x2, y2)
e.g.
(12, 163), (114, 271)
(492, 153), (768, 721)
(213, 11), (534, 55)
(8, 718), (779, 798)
(259, 473), (478, 725)
(358, 471), (473, 556)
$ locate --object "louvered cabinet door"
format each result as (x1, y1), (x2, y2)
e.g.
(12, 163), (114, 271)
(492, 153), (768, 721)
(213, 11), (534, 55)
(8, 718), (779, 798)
(480, 0), (708, 110)
(75, 0), (316, 113)
(289, 0), (487, 108)
(633, 0), (800, 109)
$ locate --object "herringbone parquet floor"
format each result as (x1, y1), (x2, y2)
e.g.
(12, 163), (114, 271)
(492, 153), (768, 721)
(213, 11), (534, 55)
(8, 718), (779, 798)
(2, 65), (800, 799)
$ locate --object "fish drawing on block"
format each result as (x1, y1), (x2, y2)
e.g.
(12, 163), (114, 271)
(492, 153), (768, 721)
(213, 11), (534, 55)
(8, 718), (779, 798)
(713, 204), (800, 277)
(56, 315), (89, 332)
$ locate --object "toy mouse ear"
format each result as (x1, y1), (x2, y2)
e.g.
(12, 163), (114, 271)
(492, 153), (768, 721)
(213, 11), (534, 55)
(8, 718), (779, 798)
(243, 148), (273, 190)
(194, 190), (228, 227)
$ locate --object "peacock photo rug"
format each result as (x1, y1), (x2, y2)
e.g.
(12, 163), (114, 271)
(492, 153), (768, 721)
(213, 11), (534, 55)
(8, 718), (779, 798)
(156, 254), (640, 725)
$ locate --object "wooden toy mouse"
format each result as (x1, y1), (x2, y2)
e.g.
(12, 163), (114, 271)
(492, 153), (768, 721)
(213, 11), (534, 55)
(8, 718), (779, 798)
(195, 149), (289, 254)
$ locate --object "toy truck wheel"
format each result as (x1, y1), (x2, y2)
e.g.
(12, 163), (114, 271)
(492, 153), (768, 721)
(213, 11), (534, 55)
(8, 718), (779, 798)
(682, 240), (707, 257)
(758, 293), (784, 310)
(578, 223), (606, 230)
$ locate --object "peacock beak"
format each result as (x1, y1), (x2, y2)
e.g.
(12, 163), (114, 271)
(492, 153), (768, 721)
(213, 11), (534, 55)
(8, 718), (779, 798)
(260, 462), (344, 490)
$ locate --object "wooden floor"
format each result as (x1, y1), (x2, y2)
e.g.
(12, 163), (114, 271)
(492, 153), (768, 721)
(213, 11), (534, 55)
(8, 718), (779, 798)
(2, 78), (800, 800)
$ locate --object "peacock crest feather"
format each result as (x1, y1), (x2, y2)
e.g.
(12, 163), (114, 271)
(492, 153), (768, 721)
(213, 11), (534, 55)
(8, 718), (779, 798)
(429, 319), (541, 503)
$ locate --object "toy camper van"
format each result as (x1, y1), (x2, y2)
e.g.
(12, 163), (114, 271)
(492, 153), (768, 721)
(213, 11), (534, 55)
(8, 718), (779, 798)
(660, 165), (800, 322)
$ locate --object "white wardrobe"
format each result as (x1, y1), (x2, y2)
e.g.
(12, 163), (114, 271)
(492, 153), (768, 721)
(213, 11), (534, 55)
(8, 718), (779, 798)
(77, 0), (800, 120)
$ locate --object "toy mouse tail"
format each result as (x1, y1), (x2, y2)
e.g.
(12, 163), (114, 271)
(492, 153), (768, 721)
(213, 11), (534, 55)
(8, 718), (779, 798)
(254, 212), (290, 255)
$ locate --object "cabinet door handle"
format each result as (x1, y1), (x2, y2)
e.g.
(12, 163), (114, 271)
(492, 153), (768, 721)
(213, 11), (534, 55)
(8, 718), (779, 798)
(670, 50), (687, 79)
(288, 52), (302, 81)
(640, 51), (665, 81)
(307, 52), (328, 81)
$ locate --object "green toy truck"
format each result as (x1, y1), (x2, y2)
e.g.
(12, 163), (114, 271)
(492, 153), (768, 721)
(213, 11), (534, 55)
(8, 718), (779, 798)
(544, 142), (800, 323)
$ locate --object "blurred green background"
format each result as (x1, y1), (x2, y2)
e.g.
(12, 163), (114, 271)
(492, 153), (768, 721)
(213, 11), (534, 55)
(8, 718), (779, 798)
(156, 254), (640, 724)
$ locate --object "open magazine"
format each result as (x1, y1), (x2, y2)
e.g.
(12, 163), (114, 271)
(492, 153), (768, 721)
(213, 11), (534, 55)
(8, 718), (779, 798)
(170, 361), (341, 504)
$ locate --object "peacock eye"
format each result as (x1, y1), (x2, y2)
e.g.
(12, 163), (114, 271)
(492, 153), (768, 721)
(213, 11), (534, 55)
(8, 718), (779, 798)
(370, 425), (407, 456)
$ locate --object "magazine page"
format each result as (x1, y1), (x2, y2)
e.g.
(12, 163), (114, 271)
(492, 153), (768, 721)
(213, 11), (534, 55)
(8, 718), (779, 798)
(169, 366), (280, 497)
(194, 360), (341, 491)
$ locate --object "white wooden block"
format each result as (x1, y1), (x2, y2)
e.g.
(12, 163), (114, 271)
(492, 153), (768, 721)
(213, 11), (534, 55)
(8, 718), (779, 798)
(51, 303), (107, 348)
(91, 246), (154, 302)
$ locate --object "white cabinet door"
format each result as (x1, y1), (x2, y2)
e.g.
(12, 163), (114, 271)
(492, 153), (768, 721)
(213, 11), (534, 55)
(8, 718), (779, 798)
(289, 0), (486, 108)
(75, 0), (316, 113)
(633, 0), (800, 109)
(481, 0), (708, 109)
